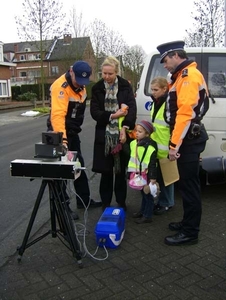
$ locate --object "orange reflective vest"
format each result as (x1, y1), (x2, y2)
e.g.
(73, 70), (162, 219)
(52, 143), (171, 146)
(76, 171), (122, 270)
(167, 61), (209, 150)
(50, 74), (87, 141)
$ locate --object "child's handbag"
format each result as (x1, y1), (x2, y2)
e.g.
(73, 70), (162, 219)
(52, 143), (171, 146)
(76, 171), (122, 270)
(128, 146), (148, 190)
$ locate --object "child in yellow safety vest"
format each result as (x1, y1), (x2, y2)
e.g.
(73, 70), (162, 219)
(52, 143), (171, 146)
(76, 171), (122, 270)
(150, 77), (175, 215)
(127, 120), (159, 224)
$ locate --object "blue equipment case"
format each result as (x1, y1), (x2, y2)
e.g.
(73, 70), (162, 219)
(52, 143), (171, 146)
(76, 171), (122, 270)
(95, 207), (126, 248)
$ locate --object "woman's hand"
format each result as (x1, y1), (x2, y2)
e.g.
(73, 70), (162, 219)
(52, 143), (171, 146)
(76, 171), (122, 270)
(112, 108), (128, 119)
(119, 127), (127, 144)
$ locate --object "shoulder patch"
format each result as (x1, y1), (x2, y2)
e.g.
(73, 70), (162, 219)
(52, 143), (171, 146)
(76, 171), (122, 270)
(61, 81), (69, 88)
(182, 69), (188, 78)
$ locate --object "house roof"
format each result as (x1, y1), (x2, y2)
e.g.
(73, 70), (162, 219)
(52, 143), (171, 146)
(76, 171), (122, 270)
(3, 36), (92, 60)
(3, 40), (53, 53)
(2, 43), (16, 53)
(49, 37), (91, 61)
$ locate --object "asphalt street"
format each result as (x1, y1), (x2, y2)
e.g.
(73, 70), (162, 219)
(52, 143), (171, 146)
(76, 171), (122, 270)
(0, 106), (225, 300)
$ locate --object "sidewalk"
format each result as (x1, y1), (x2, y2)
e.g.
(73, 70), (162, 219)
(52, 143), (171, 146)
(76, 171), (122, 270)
(0, 174), (225, 300)
(0, 101), (34, 110)
(0, 102), (46, 126)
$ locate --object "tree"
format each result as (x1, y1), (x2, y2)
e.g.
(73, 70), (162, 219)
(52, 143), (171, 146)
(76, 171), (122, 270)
(185, 0), (225, 47)
(88, 19), (108, 58)
(69, 7), (89, 38)
(103, 28), (127, 57)
(123, 45), (146, 92)
(87, 19), (108, 77)
(88, 19), (129, 78)
(15, 0), (68, 105)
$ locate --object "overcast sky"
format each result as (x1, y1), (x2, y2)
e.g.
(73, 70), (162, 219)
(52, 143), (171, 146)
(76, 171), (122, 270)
(1, 0), (195, 54)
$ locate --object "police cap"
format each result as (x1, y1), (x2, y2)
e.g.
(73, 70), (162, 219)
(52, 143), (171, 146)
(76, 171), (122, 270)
(72, 61), (92, 85)
(157, 40), (185, 63)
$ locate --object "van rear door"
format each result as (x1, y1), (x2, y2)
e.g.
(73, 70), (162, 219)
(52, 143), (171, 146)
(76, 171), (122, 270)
(201, 52), (226, 157)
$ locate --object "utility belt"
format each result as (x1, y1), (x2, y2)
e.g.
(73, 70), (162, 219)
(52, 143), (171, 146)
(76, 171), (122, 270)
(187, 121), (203, 140)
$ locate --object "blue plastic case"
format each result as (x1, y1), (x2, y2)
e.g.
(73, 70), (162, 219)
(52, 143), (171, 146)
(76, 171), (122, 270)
(95, 207), (126, 248)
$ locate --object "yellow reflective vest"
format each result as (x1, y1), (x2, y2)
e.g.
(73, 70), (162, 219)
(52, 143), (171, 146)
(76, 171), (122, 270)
(128, 140), (155, 173)
(150, 103), (170, 159)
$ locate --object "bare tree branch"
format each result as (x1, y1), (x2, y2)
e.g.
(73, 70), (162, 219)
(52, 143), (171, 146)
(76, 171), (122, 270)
(69, 7), (89, 38)
(15, 0), (69, 105)
(185, 0), (225, 47)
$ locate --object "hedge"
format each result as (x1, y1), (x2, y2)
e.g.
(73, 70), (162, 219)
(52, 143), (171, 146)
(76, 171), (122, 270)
(11, 81), (96, 101)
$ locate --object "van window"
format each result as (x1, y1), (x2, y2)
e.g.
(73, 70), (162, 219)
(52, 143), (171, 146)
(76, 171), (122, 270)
(145, 54), (196, 95)
(208, 56), (226, 98)
(145, 55), (168, 95)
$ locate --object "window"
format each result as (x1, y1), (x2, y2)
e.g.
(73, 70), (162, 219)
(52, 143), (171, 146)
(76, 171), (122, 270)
(0, 81), (7, 97)
(51, 66), (59, 75)
(20, 72), (27, 77)
(27, 70), (41, 78)
(20, 55), (25, 61)
(208, 56), (226, 98)
(145, 55), (168, 96)
(28, 54), (35, 60)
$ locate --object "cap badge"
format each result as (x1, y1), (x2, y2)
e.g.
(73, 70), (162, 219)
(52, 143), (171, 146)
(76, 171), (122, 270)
(82, 72), (87, 77)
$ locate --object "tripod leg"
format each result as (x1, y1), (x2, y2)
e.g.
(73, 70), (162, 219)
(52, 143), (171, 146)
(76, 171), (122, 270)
(49, 180), (67, 236)
(49, 185), (58, 238)
(50, 181), (83, 267)
(17, 180), (48, 261)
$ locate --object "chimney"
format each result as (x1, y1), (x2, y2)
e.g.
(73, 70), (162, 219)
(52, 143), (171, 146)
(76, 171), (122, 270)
(63, 34), (72, 45)
(14, 44), (18, 53)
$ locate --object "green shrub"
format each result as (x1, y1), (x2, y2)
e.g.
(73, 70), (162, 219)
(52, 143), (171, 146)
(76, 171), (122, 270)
(18, 91), (38, 102)
(19, 83), (51, 100)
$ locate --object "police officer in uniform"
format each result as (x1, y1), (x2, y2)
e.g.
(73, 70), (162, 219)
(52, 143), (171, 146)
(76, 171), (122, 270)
(156, 41), (209, 245)
(47, 61), (101, 219)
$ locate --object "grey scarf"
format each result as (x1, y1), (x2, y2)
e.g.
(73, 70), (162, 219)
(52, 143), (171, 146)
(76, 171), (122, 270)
(104, 78), (121, 173)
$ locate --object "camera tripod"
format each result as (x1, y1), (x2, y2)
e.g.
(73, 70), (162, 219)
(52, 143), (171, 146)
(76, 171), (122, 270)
(17, 179), (83, 268)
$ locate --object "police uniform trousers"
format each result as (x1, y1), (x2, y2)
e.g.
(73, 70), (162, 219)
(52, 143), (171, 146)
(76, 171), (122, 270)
(67, 133), (90, 206)
(177, 139), (207, 237)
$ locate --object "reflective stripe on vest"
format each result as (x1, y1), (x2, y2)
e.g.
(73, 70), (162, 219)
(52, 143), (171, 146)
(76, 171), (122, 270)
(128, 140), (155, 173)
(68, 90), (87, 103)
(151, 104), (170, 159)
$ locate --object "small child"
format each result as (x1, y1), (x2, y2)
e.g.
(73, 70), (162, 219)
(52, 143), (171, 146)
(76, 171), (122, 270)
(127, 120), (158, 224)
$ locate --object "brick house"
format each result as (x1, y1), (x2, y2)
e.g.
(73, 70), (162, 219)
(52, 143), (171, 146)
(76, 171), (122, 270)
(0, 41), (16, 100)
(3, 34), (96, 89)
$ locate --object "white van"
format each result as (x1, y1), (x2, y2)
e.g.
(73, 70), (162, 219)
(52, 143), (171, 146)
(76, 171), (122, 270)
(135, 47), (226, 184)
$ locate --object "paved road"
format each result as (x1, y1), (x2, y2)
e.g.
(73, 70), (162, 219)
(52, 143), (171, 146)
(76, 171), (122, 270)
(0, 108), (225, 300)
(0, 108), (34, 125)
(0, 108), (96, 267)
